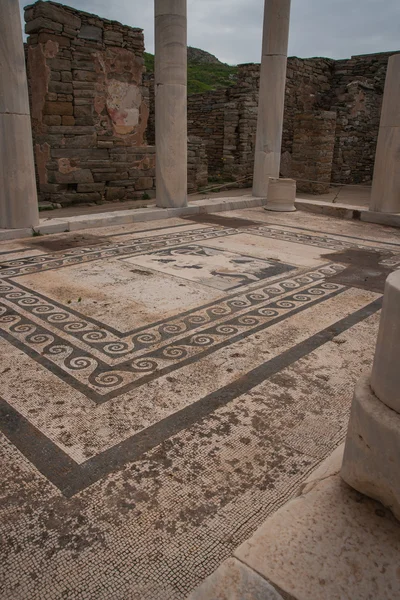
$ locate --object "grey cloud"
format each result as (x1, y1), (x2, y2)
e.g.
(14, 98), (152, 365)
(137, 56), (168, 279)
(20, 0), (399, 64)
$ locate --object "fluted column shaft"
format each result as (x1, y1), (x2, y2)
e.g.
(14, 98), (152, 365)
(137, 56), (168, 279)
(155, 0), (188, 208)
(252, 0), (291, 198)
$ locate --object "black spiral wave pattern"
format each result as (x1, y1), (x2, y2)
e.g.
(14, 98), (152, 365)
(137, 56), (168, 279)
(0, 265), (344, 368)
(87, 282), (343, 392)
(0, 304), (102, 382)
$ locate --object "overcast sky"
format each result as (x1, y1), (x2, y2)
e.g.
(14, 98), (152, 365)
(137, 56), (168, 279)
(20, 0), (400, 64)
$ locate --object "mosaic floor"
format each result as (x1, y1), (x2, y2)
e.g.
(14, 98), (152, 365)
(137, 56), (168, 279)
(1, 207), (400, 599)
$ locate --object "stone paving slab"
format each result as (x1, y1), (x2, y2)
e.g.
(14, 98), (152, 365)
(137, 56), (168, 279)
(0, 208), (399, 599)
(188, 558), (284, 600)
(234, 452), (400, 600)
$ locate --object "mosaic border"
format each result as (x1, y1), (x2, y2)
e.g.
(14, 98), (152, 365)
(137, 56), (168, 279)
(2, 222), (399, 278)
(0, 297), (382, 497)
(0, 265), (344, 402)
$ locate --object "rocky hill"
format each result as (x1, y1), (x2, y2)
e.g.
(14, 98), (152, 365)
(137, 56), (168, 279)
(144, 47), (237, 95)
(187, 47), (223, 65)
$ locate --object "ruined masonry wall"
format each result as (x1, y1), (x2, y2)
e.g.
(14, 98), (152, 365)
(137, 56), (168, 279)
(25, 1), (398, 201)
(25, 0), (155, 206)
(184, 58), (333, 181)
(330, 53), (392, 184)
(188, 137), (208, 193)
(188, 90), (227, 177)
(291, 112), (337, 194)
(183, 51), (398, 187)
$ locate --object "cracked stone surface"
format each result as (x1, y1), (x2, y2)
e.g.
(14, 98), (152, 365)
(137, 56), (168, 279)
(1, 207), (400, 599)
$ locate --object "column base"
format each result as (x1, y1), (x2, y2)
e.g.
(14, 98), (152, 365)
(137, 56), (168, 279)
(341, 372), (400, 521)
(264, 177), (297, 212)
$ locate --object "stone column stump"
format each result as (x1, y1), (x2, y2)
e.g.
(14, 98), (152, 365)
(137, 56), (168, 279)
(264, 177), (296, 212)
(342, 270), (400, 520)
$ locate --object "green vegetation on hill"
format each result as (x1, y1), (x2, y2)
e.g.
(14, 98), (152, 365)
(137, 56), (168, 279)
(144, 51), (238, 95)
(144, 52), (155, 73)
(187, 63), (238, 94)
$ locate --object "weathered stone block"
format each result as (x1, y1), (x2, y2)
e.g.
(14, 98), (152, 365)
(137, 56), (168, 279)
(44, 102), (73, 116)
(73, 70), (97, 82)
(63, 134), (97, 148)
(74, 117), (96, 126)
(25, 17), (63, 35)
(51, 148), (108, 159)
(39, 183), (68, 193)
(61, 71), (72, 83)
(34, 3), (81, 30)
(48, 126), (96, 135)
(24, 7), (35, 22)
(77, 183), (105, 192)
(53, 169), (93, 183)
(105, 187), (126, 201)
(74, 98), (92, 106)
(78, 25), (102, 42)
(35, 133), (64, 147)
(43, 115), (62, 126)
(72, 81), (96, 89)
(61, 116), (75, 126)
(62, 193), (102, 204)
(71, 60), (96, 71)
(93, 171), (128, 182)
(63, 27), (80, 37)
(74, 89), (96, 98)
(48, 81), (73, 94)
(48, 58), (72, 71)
(104, 31), (123, 43)
(52, 169), (94, 184)
(38, 31), (71, 47)
(107, 180), (134, 187)
(74, 105), (93, 117)
(135, 177), (154, 190)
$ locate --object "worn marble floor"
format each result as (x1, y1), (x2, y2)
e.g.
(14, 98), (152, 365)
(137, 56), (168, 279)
(1, 208), (400, 599)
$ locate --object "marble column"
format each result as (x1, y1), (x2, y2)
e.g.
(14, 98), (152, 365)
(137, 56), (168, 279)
(155, 0), (187, 208)
(370, 54), (400, 213)
(341, 271), (400, 521)
(252, 0), (291, 198)
(0, 0), (39, 229)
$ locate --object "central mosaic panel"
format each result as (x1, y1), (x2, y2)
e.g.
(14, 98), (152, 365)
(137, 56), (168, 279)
(125, 245), (294, 290)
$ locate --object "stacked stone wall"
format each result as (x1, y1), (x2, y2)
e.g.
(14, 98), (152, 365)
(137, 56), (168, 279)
(291, 111), (337, 194)
(24, 3), (398, 199)
(181, 51), (398, 190)
(25, 0), (155, 206)
(185, 57), (333, 184)
(187, 89), (227, 176)
(188, 137), (208, 193)
(330, 52), (393, 184)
